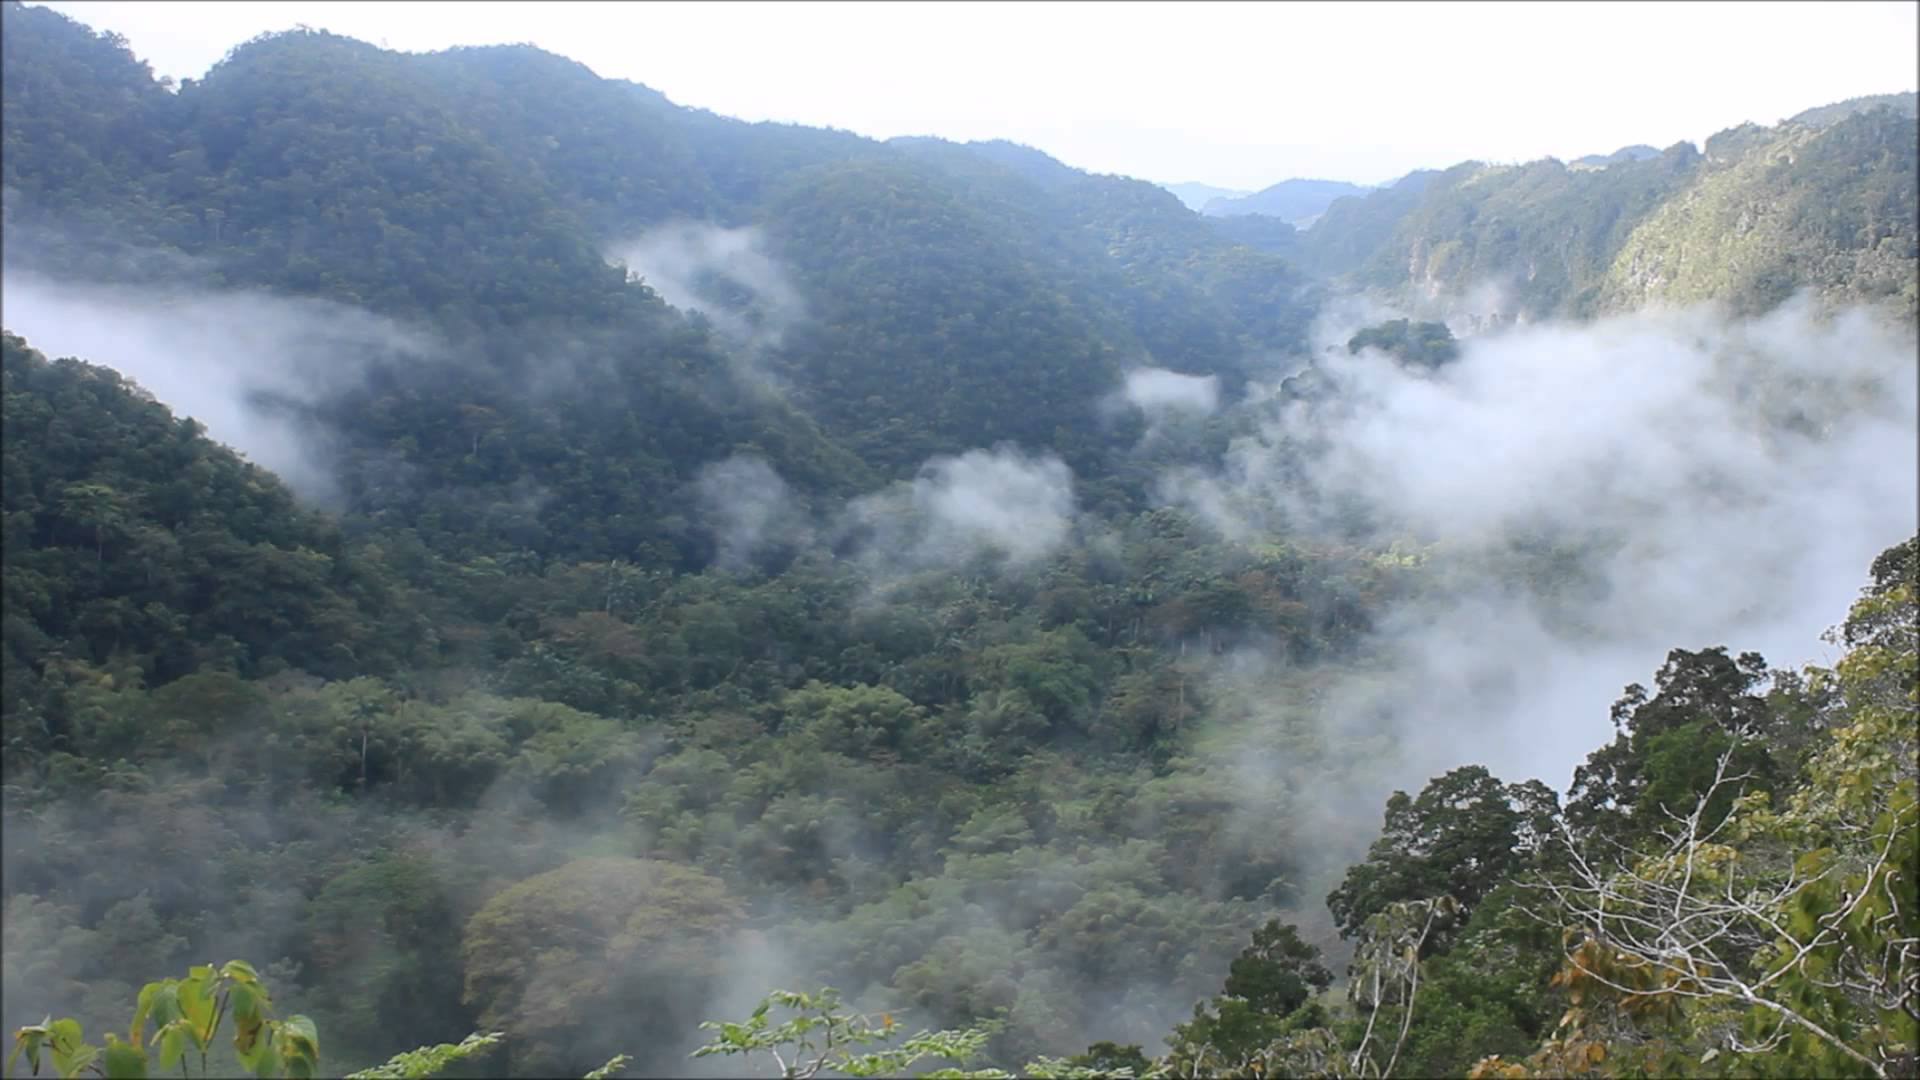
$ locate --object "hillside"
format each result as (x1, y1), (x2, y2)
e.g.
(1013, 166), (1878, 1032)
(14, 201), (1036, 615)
(1299, 102), (1918, 322)
(1602, 106), (1920, 314)
(2, 3), (1917, 1080)
(0, 0), (1236, 513)
(0, 331), (426, 736)
(1785, 89), (1918, 127)
(1571, 144), (1660, 168)
(0, 2), (1325, 503)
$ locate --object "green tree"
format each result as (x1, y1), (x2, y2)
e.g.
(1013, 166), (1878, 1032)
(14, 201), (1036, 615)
(460, 857), (742, 1076)
(54, 483), (127, 565)
(1564, 647), (1780, 854)
(1346, 319), (1461, 371)
(1224, 919), (1334, 1016)
(1327, 766), (1558, 939)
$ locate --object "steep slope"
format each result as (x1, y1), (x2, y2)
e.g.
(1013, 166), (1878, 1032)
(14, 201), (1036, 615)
(759, 156), (1137, 474)
(0, 2), (188, 272)
(1603, 107), (1920, 315)
(1298, 102), (1917, 321)
(1199, 212), (1303, 259)
(1291, 169), (1441, 280)
(0, 3), (1318, 531)
(1060, 171), (1318, 383)
(1357, 144), (1702, 319)
(892, 139), (1319, 383)
(0, 331), (424, 751)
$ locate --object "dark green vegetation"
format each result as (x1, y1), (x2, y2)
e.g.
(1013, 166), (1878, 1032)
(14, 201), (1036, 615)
(15, 540), (1914, 1080)
(1344, 319), (1460, 371)
(683, 552), (1918, 1080)
(3, 4), (1916, 1078)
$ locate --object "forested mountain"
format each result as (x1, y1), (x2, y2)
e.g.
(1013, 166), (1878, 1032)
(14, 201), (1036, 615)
(0, 333), (425, 736)
(1200, 178), (1374, 224)
(0, 1), (1314, 497)
(1298, 95), (1919, 322)
(2, 3), (1916, 1079)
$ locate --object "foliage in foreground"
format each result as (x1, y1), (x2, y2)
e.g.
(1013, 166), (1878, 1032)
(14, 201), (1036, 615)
(6, 961), (317, 1080)
(691, 987), (1136, 1079)
(11, 537), (1915, 1079)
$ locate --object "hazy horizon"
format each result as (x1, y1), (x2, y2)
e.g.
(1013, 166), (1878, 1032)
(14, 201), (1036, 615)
(31, 0), (1919, 189)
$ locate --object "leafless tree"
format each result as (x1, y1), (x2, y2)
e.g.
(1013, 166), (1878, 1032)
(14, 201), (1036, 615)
(1536, 747), (1916, 1080)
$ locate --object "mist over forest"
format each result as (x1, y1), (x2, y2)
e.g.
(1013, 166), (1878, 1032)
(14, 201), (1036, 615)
(1, 4), (1915, 1079)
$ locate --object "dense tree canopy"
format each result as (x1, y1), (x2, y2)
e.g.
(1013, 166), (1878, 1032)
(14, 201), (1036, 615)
(2, 5), (1915, 1078)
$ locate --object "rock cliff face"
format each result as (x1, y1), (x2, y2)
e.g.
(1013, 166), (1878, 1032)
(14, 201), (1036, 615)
(1301, 104), (1916, 322)
(1602, 109), (1918, 317)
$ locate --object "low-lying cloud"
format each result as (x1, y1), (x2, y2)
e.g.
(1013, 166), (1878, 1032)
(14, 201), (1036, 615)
(609, 223), (803, 352)
(1, 271), (436, 503)
(1174, 295), (1918, 799)
(845, 447), (1079, 577)
(694, 454), (811, 572)
(1121, 367), (1221, 417)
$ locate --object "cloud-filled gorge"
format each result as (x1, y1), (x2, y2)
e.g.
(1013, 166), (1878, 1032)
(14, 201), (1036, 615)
(685, 293), (1919, 795)
(3, 14), (1915, 1076)
(6, 261), (1914, 1074)
(1169, 297), (1917, 792)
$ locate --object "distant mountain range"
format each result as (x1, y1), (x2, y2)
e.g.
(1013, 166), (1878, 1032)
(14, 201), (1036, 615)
(1159, 181), (1252, 212)
(0, 0), (1320, 536)
(2, 0), (1910, 506)
(1158, 178), (1383, 227)
(1199, 178), (1376, 224)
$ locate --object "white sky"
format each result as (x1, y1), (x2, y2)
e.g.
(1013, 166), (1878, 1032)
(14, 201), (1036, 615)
(34, 1), (1920, 189)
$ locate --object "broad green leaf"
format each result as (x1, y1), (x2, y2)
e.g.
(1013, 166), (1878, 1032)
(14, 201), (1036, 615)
(5, 1030), (38, 1080)
(233, 1015), (266, 1060)
(278, 1015), (320, 1080)
(145, 985), (181, 1033)
(154, 1023), (186, 1075)
(176, 977), (213, 1035)
(50, 1042), (98, 1080)
(100, 1036), (146, 1080)
(9, 1025), (53, 1079)
(230, 983), (259, 1026)
(130, 983), (160, 1049)
(220, 960), (260, 982)
(234, 1026), (276, 1079)
(281, 1016), (318, 1055)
